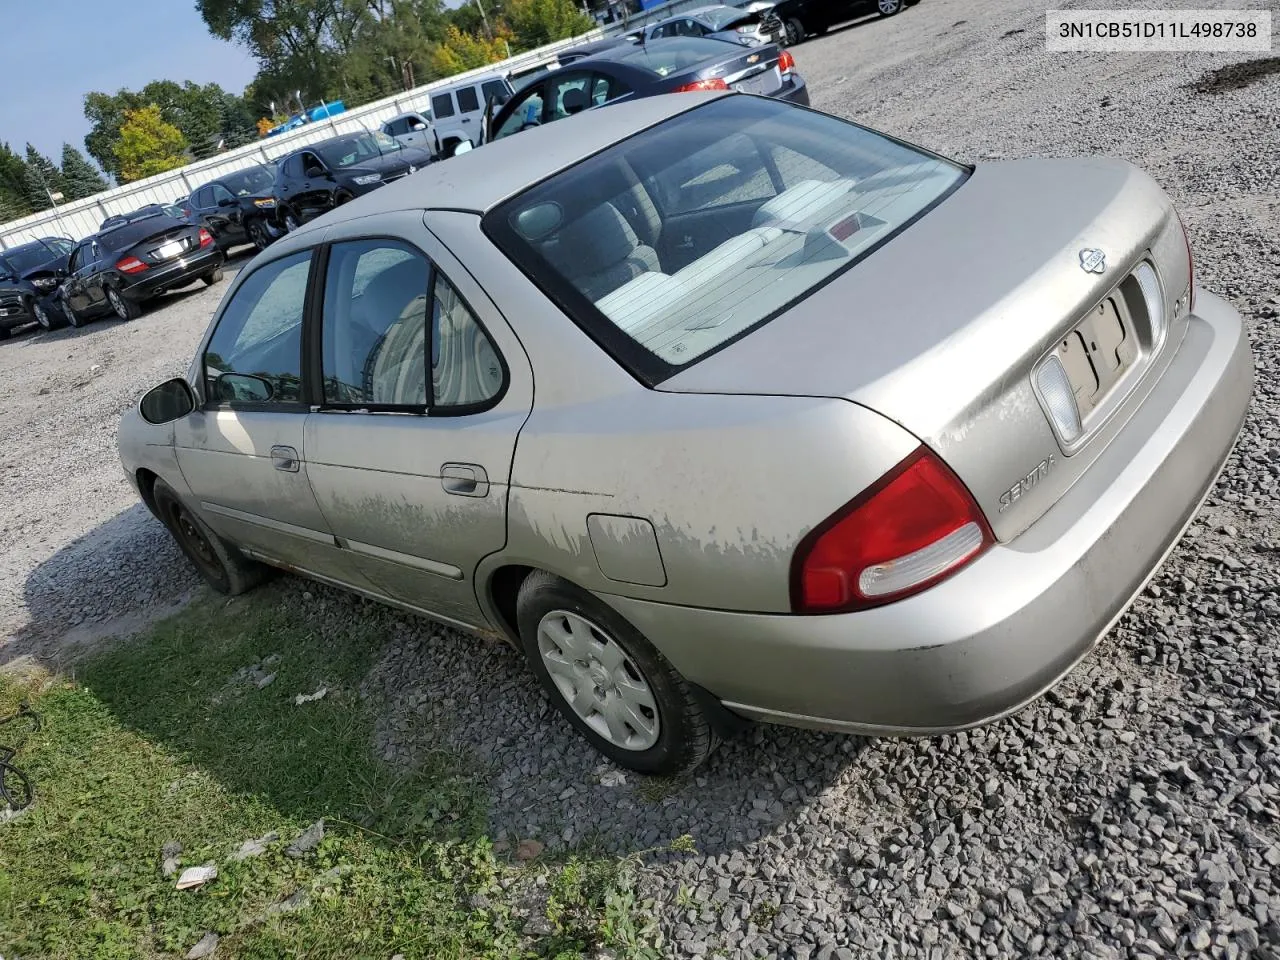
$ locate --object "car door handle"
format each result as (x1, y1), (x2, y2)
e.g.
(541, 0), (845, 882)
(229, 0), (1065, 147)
(441, 462), (489, 497)
(271, 445), (300, 472)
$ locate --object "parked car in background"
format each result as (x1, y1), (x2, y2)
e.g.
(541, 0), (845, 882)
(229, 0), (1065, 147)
(123, 91), (1251, 775)
(163, 199), (193, 223)
(645, 5), (782, 46)
(188, 165), (285, 252)
(428, 72), (515, 156)
(485, 37), (807, 143)
(0, 236), (75, 336)
(769, 0), (915, 44)
(59, 215), (224, 326)
(381, 111), (437, 156)
(101, 205), (167, 231)
(557, 35), (642, 65)
(272, 131), (433, 230)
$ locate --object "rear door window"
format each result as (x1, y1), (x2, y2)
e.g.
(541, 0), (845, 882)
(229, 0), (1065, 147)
(432, 93), (456, 118)
(456, 86), (481, 113)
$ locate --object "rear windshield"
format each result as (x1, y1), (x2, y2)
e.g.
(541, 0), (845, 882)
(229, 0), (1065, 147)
(612, 37), (739, 75)
(100, 215), (186, 252)
(485, 96), (966, 384)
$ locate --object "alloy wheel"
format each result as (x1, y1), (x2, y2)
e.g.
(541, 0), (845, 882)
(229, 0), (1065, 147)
(536, 609), (660, 751)
(878, 0), (902, 13)
(32, 302), (51, 330)
(108, 289), (129, 319)
(62, 296), (82, 328)
(785, 18), (804, 44)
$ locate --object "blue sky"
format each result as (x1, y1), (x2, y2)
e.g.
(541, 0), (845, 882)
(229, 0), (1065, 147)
(4, 1), (257, 166)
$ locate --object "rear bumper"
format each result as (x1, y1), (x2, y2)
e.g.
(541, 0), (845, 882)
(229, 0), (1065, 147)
(776, 75), (809, 106)
(125, 247), (224, 299)
(603, 290), (1253, 734)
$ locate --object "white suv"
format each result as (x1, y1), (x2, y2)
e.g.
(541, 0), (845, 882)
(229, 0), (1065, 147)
(428, 73), (515, 157)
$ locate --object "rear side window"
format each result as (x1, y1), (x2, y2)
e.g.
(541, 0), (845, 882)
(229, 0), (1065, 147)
(321, 240), (429, 407)
(456, 86), (481, 113)
(486, 96), (966, 384)
(204, 252), (311, 405)
(432, 93), (456, 118)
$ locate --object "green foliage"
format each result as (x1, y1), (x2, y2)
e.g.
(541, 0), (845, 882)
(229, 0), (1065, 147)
(59, 144), (110, 200)
(113, 106), (189, 183)
(0, 588), (665, 958)
(430, 24), (511, 76)
(0, 142), (34, 220)
(505, 0), (594, 51)
(22, 143), (67, 212)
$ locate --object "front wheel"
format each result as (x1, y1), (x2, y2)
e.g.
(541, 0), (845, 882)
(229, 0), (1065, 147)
(282, 208), (301, 233)
(247, 218), (272, 251)
(152, 479), (273, 596)
(516, 571), (719, 775)
(107, 286), (141, 321)
(61, 294), (85, 328)
(877, 0), (903, 15)
(32, 300), (58, 331)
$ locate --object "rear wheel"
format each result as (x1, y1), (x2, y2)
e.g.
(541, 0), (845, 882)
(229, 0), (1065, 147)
(247, 218), (272, 251)
(783, 17), (806, 43)
(152, 479), (273, 596)
(877, 0), (903, 15)
(516, 571), (718, 775)
(107, 286), (141, 321)
(202, 268), (224, 286)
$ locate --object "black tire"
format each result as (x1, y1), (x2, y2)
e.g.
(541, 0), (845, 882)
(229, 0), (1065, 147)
(202, 268), (224, 286)
(876, 0), (903, 15)
(282, 208), (301, 233)
(107, 286), (142, 321)
(247, 218), (272, 251)
(153, 479), (273, 596)
(516, 571), (717, 775)
(32, 299), (60, 331)
(784, 17), (806, 44)
(61, 294), (85, 329)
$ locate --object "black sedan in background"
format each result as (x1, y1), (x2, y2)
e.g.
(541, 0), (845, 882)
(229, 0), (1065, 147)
(187, 164), (284, 252)
(272, 131), (433, 230)
(769, 0), (916, 45)
(59, 216), (224, 326)
(484, 37), (808, 143)
(0, 236), (75, 336)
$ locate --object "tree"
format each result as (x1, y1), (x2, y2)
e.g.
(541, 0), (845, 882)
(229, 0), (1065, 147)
(429, 24), (509, 76)
(0, 143), (33, 221)
(60, 144), (110, 200)
(113, 107), (189, 183)
(84, 89), (145, 180)
(22, 144), (68, 212)
(503, 0), (592, 50)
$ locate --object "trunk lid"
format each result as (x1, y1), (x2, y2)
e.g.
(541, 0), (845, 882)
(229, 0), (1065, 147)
(704, 43), (785, 96)
(659, 158), (1192, 540)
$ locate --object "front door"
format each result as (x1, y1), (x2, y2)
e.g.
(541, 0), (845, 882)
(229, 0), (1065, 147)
(302, 224), (532, 630)
(174, 247), (357, 586)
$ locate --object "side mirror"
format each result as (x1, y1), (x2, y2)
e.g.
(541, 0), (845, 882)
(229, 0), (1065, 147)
(453, 139), (474, 156)
(139, 378), (196, 425)
(216, 373), (274, 403)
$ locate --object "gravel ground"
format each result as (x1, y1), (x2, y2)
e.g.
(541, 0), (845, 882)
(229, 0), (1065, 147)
(5, 1), (1280, 956)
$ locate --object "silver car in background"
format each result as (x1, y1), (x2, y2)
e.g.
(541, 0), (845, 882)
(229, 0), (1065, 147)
(119, 93), (1252, 775)
(645, 4), (783, 45)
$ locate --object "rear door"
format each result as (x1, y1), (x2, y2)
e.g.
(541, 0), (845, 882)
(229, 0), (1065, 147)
(302, 215), (533, 628)
(174, 248), (357, 584)
(454, 84), (484, 143)
(63, 241), (97, 314)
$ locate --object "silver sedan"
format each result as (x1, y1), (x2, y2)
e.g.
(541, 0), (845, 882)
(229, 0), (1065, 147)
(120, 92), (1253, 775)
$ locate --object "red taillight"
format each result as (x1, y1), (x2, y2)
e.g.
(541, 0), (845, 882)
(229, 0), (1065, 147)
(198, 228), (214, 248)
(778, 49), (796, 74)
(673, 78), (729, 93)
(1178, 214), (1195, 313)
(115, 256), (147, 274)
(791, 447), (993, 613)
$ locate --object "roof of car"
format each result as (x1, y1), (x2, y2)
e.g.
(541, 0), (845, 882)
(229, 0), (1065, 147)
(651, 5), (726, 22)
(283, 92), (725, 237)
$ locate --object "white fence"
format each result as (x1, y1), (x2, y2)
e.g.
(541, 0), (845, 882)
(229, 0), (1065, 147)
(0, 30), (602, 249)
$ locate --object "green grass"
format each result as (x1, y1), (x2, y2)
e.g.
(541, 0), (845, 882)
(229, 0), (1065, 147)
(0, 587), (667, 959)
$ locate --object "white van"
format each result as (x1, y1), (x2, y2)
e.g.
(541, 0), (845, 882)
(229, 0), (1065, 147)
(428, 73), (515, 157)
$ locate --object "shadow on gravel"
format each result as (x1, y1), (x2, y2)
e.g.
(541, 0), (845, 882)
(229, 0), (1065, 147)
(11, 501), (856, 867)
(1187, 56), (1280, 95)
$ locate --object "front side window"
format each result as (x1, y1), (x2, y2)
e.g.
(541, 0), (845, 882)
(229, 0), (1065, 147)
(495, 85), (546, 139)
(486, 96), (966, 383)
(481, 79), (511, 106)
(204, 251), (311, 405)
(432, 93), (456, 118)
(321, 240), (429, 407)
